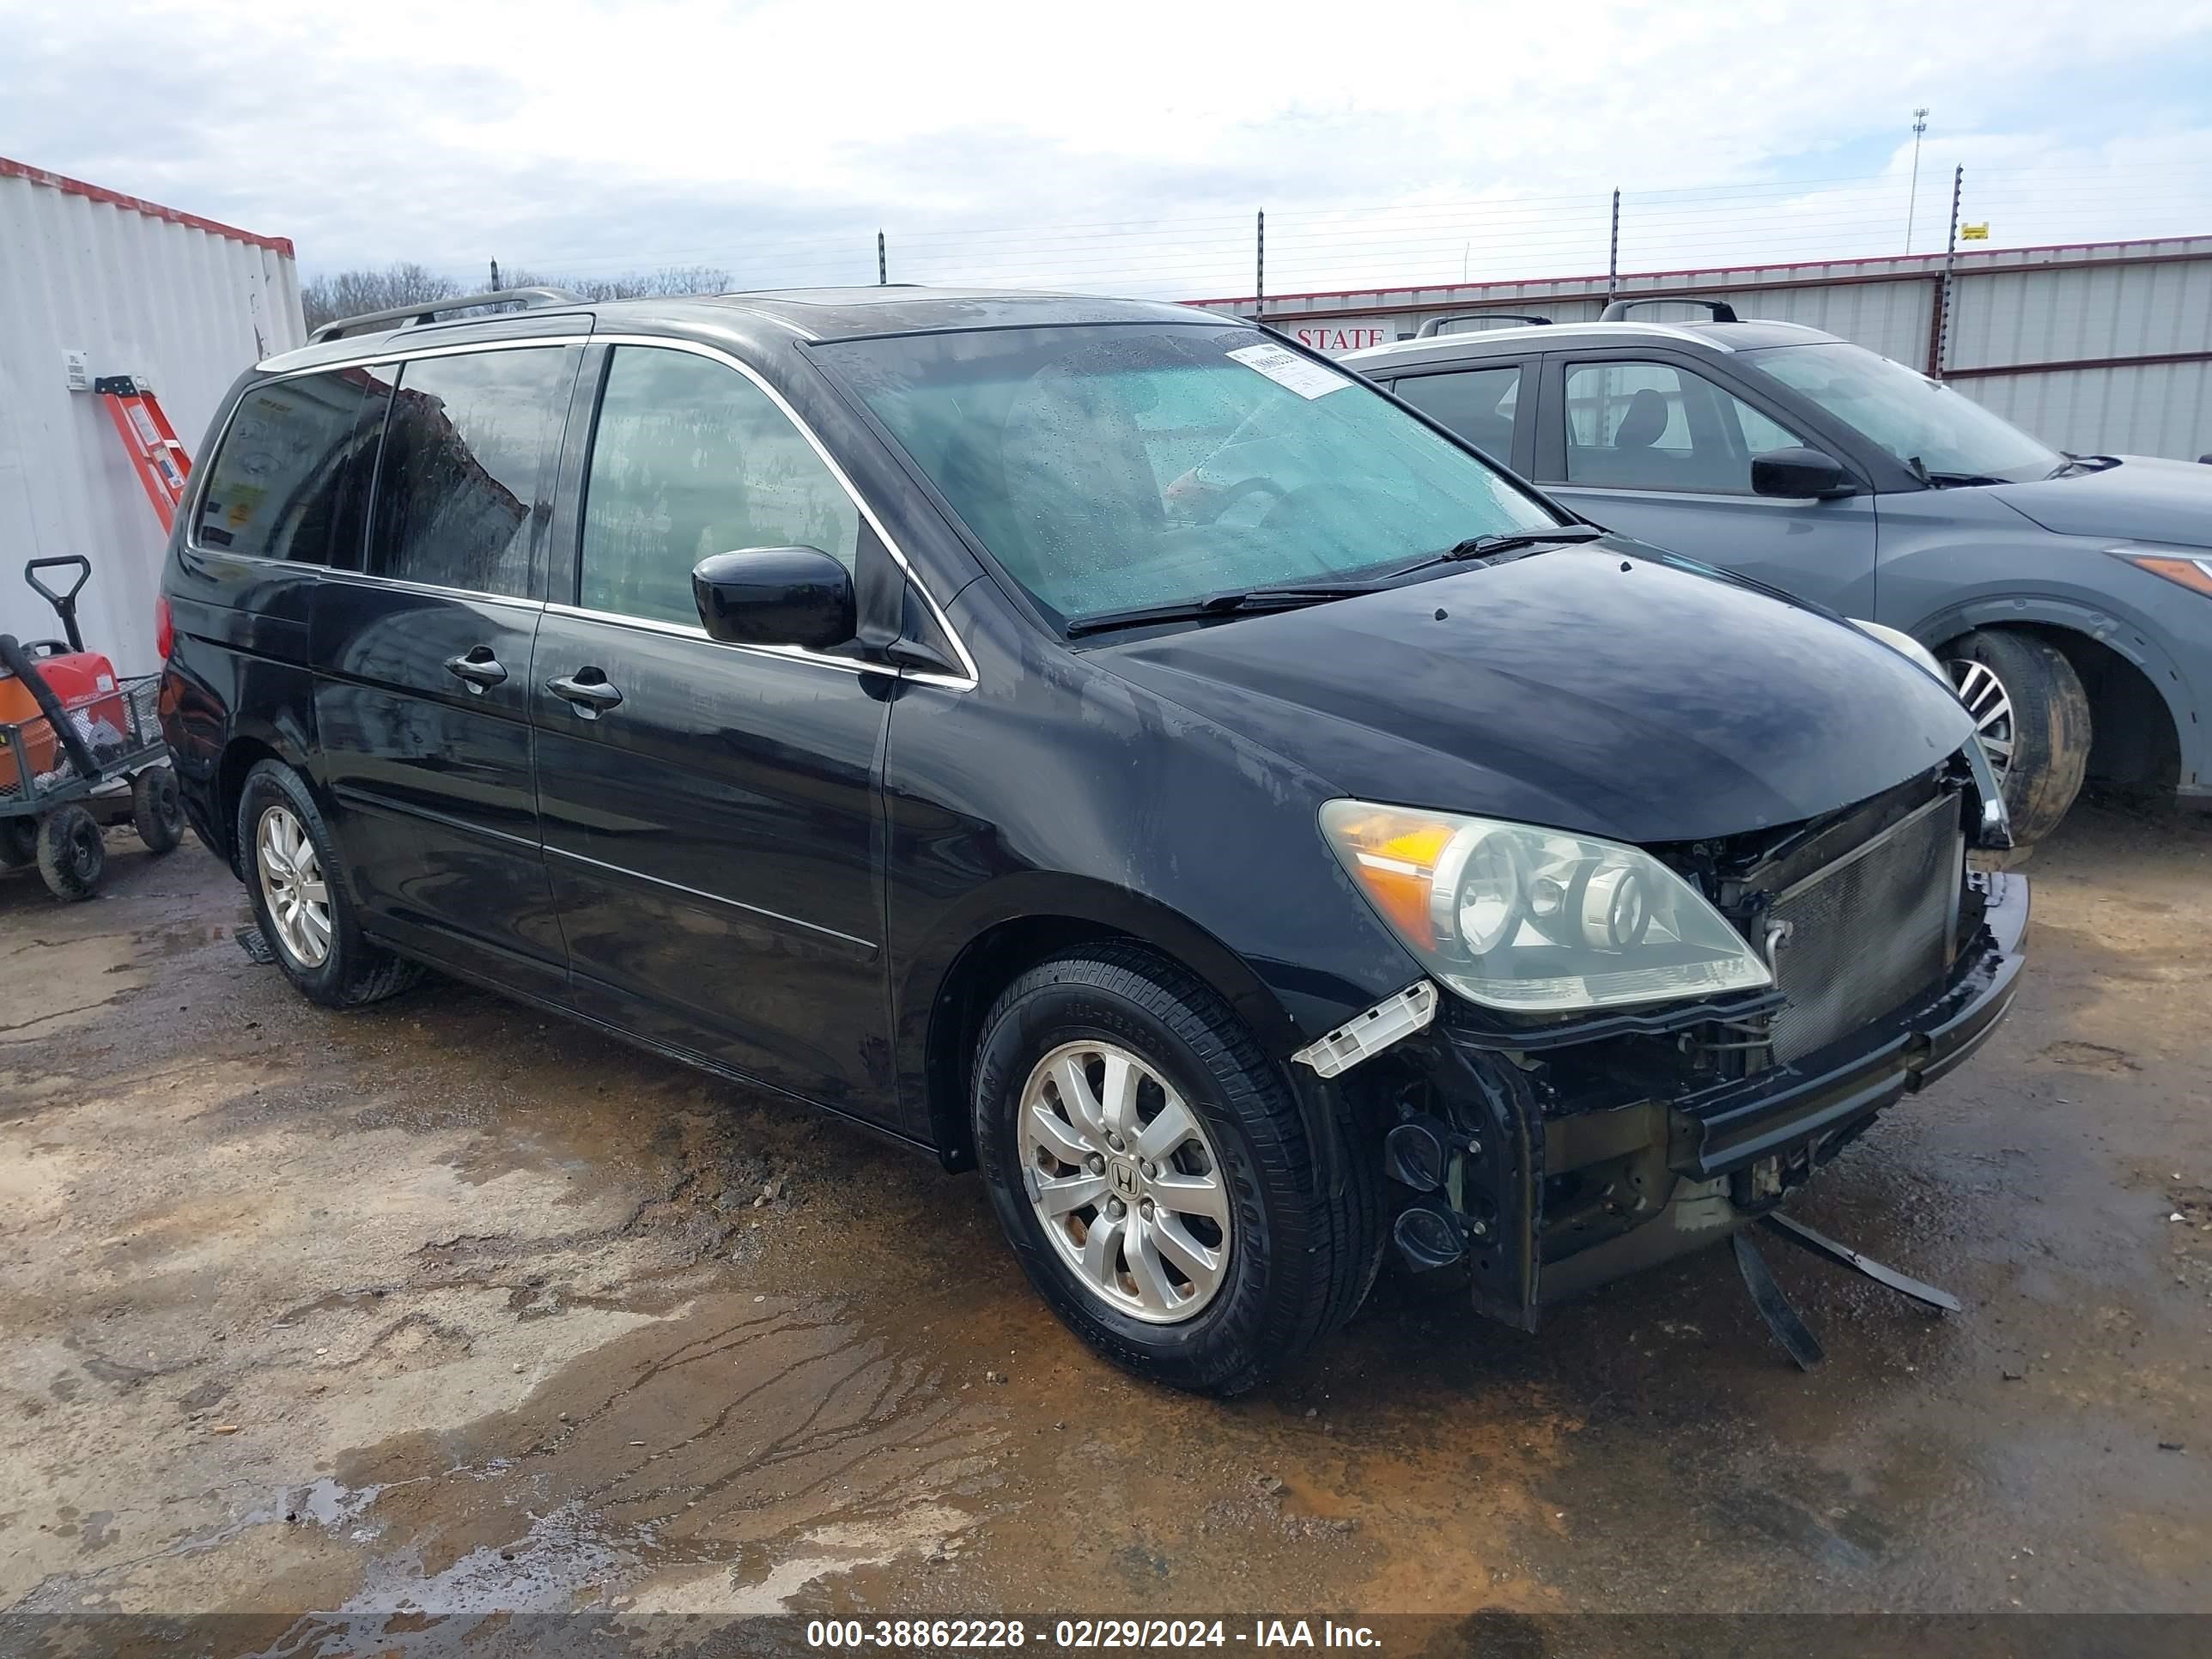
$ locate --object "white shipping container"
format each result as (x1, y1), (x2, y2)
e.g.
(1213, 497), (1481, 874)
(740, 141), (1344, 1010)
(0, 157), (304, 675)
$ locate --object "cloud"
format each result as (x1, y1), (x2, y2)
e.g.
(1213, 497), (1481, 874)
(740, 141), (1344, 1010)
(3, 0), (2207, 298)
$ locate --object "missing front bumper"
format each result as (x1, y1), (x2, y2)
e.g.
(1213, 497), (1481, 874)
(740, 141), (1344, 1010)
(1672, 871), (2027, 1177)
(1384, 871), (2028, 1326)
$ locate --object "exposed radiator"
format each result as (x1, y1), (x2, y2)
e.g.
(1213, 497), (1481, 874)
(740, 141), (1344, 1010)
(1764, 791), (1964, 1065)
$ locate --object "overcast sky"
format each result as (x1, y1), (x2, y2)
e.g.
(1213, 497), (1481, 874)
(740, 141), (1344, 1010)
(6, 0), (2209, 299)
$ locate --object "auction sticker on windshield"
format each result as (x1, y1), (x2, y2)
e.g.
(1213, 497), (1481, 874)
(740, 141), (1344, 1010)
(1226, 342), (1352, 399)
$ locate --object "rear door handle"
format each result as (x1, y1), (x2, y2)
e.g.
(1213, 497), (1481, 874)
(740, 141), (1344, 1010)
(444, 646), (507, 691)
(546, 671), (623, 718)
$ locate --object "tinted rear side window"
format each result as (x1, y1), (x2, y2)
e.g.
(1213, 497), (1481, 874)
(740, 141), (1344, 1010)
(194, 369), (376, 562)
(368, 348), (574, 598)
(1395, 365), (1523, 459)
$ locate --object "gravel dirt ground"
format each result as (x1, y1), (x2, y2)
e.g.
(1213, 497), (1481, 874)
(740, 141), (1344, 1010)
(1, 796), (2207, 1647)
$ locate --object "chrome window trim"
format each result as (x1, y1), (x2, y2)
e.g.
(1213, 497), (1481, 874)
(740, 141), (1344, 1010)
(546, 601), (871, 678)
(189, 331), (981, 695)
(541, 603), (975, 693)
(319, 568), (546, 611)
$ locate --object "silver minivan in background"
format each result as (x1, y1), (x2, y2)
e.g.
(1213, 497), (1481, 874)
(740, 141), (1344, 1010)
(1344, 304), (2212, 842)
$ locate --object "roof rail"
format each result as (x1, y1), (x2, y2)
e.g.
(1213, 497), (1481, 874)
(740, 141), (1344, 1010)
(307, 286), (581, 345)
(1598, 295), (1739, 324)
(1415, 312), (1553, 337)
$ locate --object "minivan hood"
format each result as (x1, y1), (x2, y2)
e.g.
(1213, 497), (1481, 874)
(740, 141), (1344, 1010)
(1989, 454), (2212, 546)
(1094, 547), (1976, 846)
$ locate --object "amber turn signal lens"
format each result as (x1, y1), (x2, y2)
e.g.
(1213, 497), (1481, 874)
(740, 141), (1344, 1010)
(2122, 554), (2212, 599)
(1321, 806), (1455, 946)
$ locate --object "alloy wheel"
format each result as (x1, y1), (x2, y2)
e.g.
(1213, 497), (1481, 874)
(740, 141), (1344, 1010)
(1948, 658), (2015, 779)
(256, 805), (331, 968)
(1018, 1040), (1232, 1324)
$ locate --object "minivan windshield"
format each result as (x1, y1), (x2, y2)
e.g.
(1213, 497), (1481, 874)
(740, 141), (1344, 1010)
(1740, 340), (2062, 485)
(817, 324), (1560, 628)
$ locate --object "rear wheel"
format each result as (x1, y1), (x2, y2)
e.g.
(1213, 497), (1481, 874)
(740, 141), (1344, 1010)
(237, 760), (421, 1008)
(971, 943), (1380, 1396)
(35, 805), (105, 902)
(1945, 629), (2091, 843)
(0, 817), (35, 869)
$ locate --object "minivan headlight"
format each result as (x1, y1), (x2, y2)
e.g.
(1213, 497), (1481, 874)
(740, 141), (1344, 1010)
(1318, 800), (1773, 1012)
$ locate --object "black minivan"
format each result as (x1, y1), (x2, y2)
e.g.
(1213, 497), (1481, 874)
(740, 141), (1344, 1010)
(159, 286), (2027, 1395)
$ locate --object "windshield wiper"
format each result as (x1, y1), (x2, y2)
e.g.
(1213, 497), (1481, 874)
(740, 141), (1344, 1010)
(1384, 522), (1606, 580)
(1906, 454), (2007, 489)
(1064, 580), (1383, 639)
(2048, 452), (2118, 478)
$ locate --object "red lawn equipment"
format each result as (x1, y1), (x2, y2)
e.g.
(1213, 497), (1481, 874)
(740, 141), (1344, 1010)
(0, 556), (184, 901)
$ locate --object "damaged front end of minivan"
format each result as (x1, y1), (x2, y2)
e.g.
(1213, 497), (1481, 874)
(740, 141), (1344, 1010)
(1300, 742), (2026, 1330)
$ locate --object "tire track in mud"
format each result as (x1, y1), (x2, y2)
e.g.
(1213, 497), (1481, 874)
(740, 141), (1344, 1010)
(296, 1292), (1012, 1621)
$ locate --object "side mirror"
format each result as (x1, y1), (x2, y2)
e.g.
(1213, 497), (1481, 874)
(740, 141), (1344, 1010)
(1751, 447), (1854, 500)
(691, 547), (855, 651)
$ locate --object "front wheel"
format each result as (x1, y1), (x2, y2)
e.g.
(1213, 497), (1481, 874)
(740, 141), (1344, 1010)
(1945, 629), (2091, 843)
(971, 944), (1381, 1396)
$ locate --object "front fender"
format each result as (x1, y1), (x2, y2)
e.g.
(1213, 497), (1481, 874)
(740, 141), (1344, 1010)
(897, 869), (1387, 1197)
(899, 871), (1308, 1068)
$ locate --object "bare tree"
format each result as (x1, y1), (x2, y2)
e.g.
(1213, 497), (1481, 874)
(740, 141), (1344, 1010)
(300, 263), (462, 331)
(300, 263), (737, 331)
(504, 265), (732, 301)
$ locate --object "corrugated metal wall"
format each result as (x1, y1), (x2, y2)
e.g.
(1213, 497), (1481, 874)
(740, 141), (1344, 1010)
(1943, 242), (2212, 458)
(1193, 236), (2212, 464)
(1965, 363), (2211, 459)
(0, 161), (304, 675)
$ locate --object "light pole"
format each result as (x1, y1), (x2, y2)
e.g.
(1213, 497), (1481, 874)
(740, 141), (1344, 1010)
(1905, 107), (1929, 253)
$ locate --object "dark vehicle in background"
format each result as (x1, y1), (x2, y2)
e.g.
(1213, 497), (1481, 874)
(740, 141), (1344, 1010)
(1348, 303), (2212, 841)
(160, 287), (2024, 1395)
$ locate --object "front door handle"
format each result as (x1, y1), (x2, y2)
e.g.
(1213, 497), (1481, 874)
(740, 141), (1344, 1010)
(546, 670), (623, 718)
(444, 646), (507, 691)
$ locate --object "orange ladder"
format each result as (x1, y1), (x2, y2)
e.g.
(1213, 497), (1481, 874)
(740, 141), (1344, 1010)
(94, 376), (191, 532)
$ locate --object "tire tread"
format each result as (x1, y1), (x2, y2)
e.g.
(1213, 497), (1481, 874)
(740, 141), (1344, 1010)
(131, 766), (185, 854)
(34, 805), (105, 902)
(1949, 628), (2091, 842)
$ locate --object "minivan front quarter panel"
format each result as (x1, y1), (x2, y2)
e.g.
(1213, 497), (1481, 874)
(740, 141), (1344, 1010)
(880, 600), (1433, 1156)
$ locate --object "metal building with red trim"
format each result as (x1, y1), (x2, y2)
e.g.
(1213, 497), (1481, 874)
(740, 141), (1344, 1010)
(0, 158), (304, 673)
